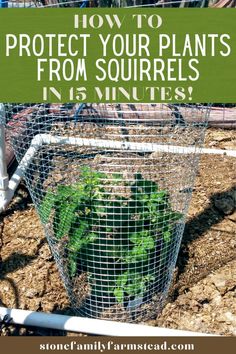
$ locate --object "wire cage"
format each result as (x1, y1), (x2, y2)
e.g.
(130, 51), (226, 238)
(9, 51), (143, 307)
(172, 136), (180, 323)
(4, 103), (210, 321)
(0, 0), (233, 323)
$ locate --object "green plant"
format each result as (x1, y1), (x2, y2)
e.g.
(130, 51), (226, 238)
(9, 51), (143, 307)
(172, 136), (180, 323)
(111, 271), (155, 304)
(39, 167), (182, 305)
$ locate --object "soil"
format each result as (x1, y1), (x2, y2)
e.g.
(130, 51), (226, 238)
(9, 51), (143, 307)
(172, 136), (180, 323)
(0, 128), (235, 336)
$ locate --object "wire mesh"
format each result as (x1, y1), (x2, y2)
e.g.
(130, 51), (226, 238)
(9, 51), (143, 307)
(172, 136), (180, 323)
(209, 104), (236, 129)
(1, 0), (236, 8)
(5, 103), (209, 321)
(1, 1), (233, 9)
(1, 0), (233, 323)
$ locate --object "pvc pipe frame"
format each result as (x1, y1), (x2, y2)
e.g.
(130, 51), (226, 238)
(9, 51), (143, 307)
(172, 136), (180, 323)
(0, 132), (236, 213)
(0, 128), (231, 336)
(0, 307), (215, 336)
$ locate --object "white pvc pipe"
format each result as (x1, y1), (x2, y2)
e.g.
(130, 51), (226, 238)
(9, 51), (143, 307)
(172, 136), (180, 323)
(0, 132), (236, 213)
(0, 104), (9, 202)
(0, 126), (8, 185)
(0, 165), (23, 211)
(0, 134), (43, 212)
(0, 307), (215, 337)
(38, 133), (236, 158)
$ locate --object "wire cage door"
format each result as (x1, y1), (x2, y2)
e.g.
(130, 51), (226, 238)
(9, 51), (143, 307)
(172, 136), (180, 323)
(5, 103), (209, 321)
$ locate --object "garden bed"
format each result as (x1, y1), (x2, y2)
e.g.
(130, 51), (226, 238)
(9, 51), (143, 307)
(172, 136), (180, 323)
(0, 128), (235, 335)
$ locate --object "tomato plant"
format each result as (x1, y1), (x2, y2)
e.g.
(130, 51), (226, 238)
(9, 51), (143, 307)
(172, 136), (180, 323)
(40, 166), (182, 304)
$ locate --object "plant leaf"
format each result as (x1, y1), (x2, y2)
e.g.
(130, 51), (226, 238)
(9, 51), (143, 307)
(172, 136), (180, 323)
(114, 288), (124, 303)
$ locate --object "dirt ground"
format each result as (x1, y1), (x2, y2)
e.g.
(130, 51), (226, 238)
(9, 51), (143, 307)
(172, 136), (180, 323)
(0, 128), (235, 336)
